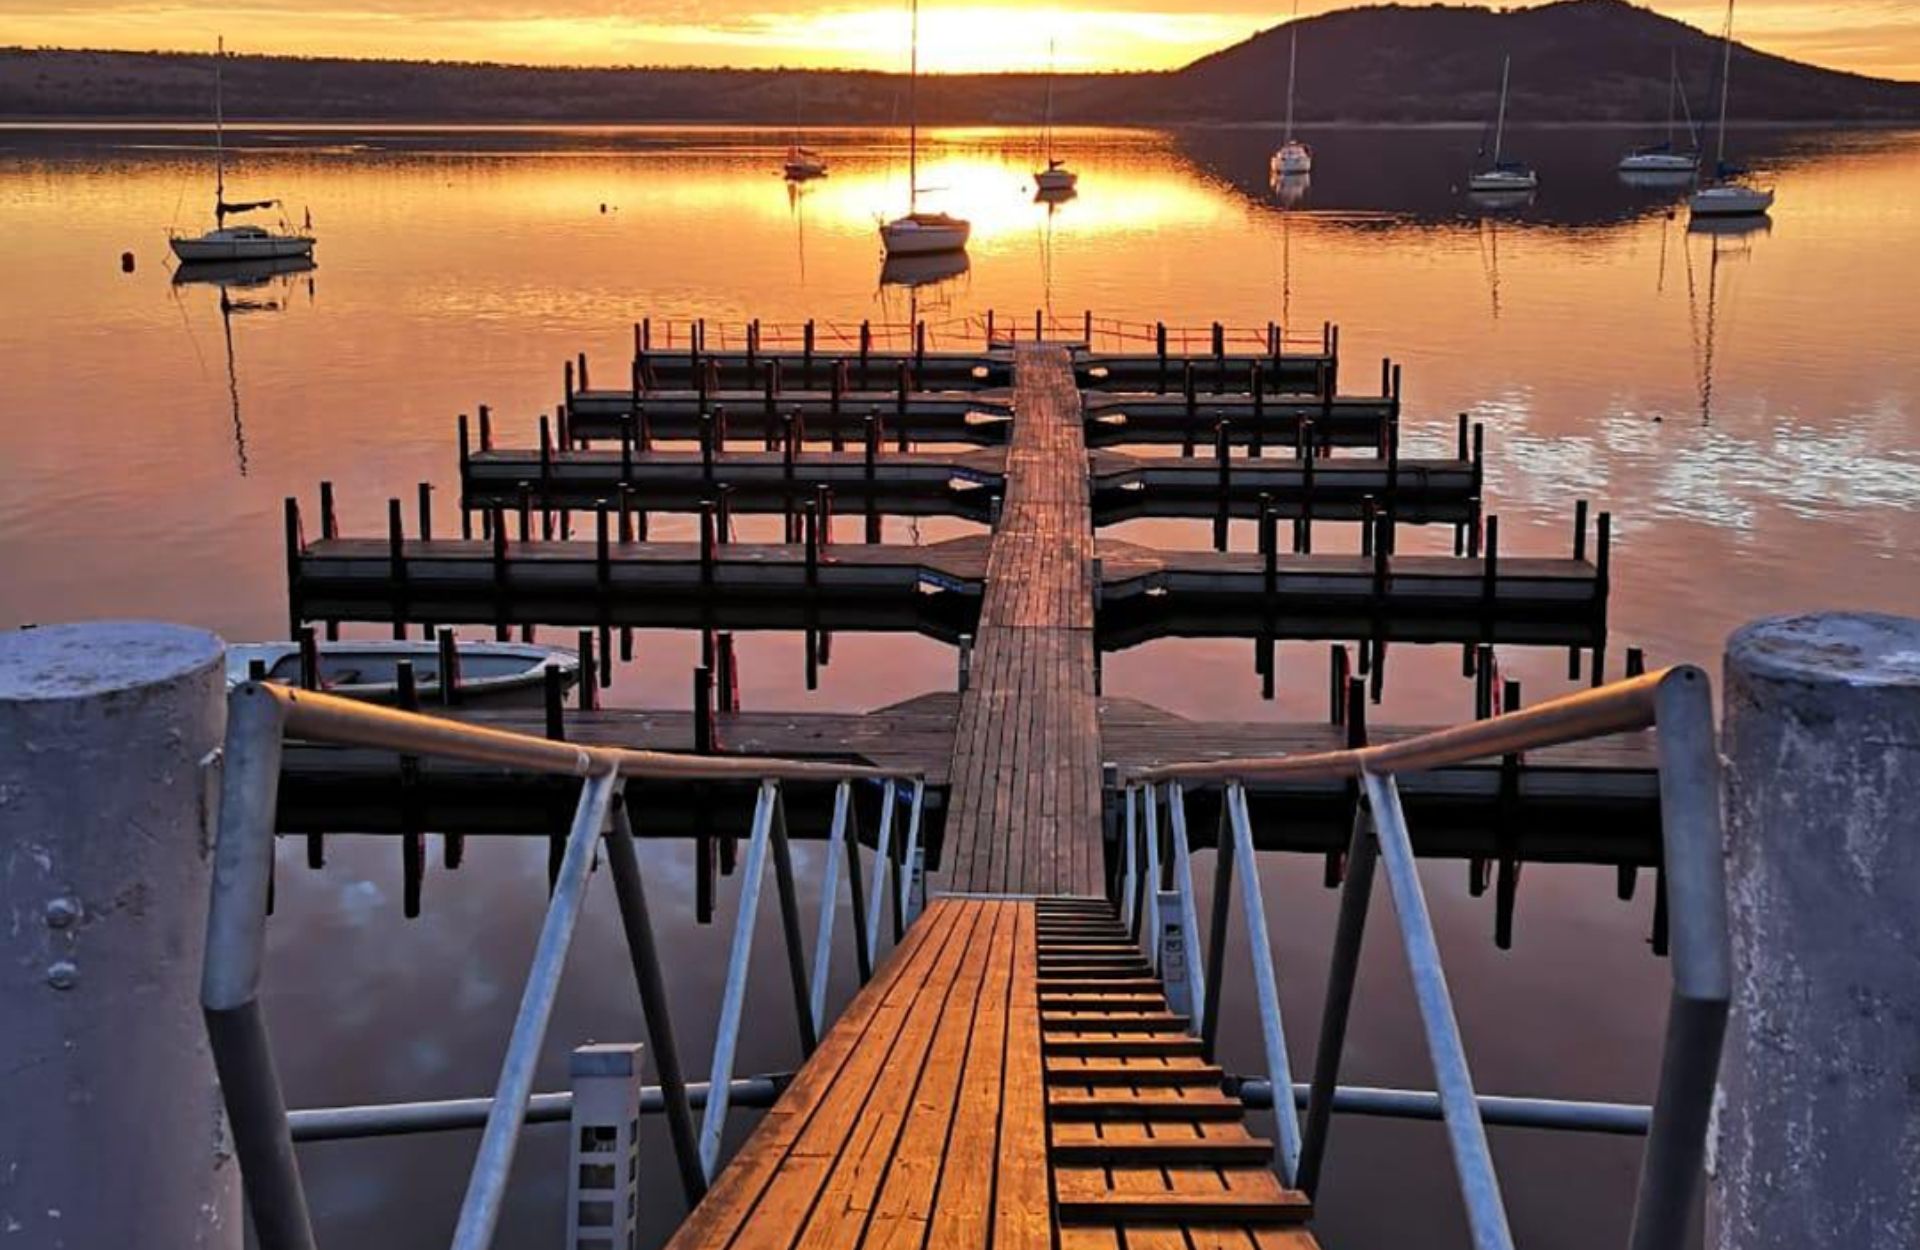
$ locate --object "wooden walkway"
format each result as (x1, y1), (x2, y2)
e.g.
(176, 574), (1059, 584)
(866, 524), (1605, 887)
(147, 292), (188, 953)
(942, 345), (1104, 896)
(665, 898), (1316, 1250)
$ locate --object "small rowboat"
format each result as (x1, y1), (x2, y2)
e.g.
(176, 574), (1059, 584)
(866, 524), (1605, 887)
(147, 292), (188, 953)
(226, 640), (578, 707)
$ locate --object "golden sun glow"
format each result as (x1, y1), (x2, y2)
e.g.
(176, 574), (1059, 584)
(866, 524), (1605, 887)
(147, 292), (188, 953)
(3, 1), (1918, 78)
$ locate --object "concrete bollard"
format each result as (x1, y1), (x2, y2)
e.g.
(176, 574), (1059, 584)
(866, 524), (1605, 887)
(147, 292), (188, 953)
(0, 621), (237, 1249)
(1715, 613), (1920, 1250)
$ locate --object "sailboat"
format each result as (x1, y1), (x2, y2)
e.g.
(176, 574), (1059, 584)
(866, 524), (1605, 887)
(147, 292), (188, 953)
(880, 0), (970, 256)
(170, 39), (314, 264)
(1269, 0), (1312, 179)
(1619, 49), (1699, 174)
(1466, 54), (1537, 193)
(1690, 0), (1774, 218)
(1034, 40), (1077, 192)
(782, 84), (828, 180)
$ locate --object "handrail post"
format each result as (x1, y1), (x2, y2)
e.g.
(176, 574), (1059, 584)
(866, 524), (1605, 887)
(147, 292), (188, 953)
(697, 781), (779, 1180)
(1296, 798), (1380, 1197)
(863, 779), (898, 968)
(1165, 782), (1206, 1032)
(1119, 786), (1140, 934)
(604, 798), (706, 1206)
(809, 782), (852, 1033)
(450, 770), (619, 1250)
(1200, 789), (1234, 1062)
(1143, 787), (1164, 967)
(1226, 783), (1304, 1182)
(766, 785), (820, 1057)
(1361, 771), (1514, 1250)
(1629, 667), (1729, 1250)
(899, 779), (927, 925)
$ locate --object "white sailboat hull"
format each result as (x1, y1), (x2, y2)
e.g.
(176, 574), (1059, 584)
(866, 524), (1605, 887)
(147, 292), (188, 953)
(881, 215), (971, 256)
(1271, 141), (1313, 177)
(1689, 184), (1774, 217)
(1467, 168), (1538, 193)
(172, 231), (315, 263)
(1618, 151), (1698, 173)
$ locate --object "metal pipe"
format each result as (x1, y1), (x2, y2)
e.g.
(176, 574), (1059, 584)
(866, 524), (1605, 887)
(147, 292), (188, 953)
(1227, 784), (1304, 1182)
(698, 782), (777, 1179)
(1629, 668), (1730, 1250)
(863, 779), (897, 968)
(605, 800), (706, 1206)
(450, 770), (619, 1250)
(1296, 800), (1379, 1196)
(201, 687), (316, 1250)
(1129, 668), (1670, 784)
(1164, 783), (1206, 1031)
(1143, 789), (1163, 968)
(257, 682), (904, 783)
(766, 788), (819, 1056)
(288, 1077), (788, 1142)
(1234, 1080), (1652, 1135)
(1362, 772), (1514, 1250)
(809, 782), (852, 1033)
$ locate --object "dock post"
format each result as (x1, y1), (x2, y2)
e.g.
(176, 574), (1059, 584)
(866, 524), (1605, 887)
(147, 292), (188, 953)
(985, 308), (995, 347)
(1715, 613), (1920, 1250)
(1156, 321), (1168, 392)
(1592, 512), (1612, 687)
(957, 633), (973, 693)
(804, 318), (816, 387)
(565, 1044), (645, 1250)
(1250, 364), (1265, 457)
(913, 320), (925, 386)
(0, 622), (238, 1250)
(538, 415), (555, 540)
(1212, 420), (1231, 552)
(895, 361), (909, 424)
(859, 319), (871, 388)
(387, 497), (407, 641)
(457, 416), (472, 539)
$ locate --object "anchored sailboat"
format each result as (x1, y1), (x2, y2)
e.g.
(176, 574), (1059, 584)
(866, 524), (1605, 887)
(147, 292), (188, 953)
(1467, 54), (1537, 194)
(1033, 40), (1077, 192)
(880, 0), (970, 257)
(1619, 49), (1700, 174)
(782, 84), (827, 181)
(1269, 0), (1312, 179)
(170, 39), (314, 265)
(1690, 0), (1775, 219)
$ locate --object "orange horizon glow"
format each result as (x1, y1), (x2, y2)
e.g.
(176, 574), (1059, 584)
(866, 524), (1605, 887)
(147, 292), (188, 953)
(4, 1), (1920, 81)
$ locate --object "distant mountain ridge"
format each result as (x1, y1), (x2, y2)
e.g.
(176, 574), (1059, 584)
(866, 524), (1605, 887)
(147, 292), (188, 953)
(3, 1), (1917, 124)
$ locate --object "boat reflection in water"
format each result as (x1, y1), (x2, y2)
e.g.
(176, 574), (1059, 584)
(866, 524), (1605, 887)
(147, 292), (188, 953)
(1686, 213), (1771, 240)
(1618, 167), (1698, 192)
(1033, 183), (1078, 209)
(172, 253), (316, 475)
(1466, 187), (1535, 213)
(879, 249), (972, 291)
(1270, 171), (1310, 208)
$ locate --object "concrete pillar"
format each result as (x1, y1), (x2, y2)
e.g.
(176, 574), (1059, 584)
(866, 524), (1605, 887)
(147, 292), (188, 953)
(567, 1043), (645, 1249)
(0, 622), (235, 1249)
(1715, 613), (1920, 1250)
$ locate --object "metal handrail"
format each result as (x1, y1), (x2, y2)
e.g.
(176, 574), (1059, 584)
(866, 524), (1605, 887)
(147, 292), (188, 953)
(1119, 666), (1729, 1250)
(202, 681), (925, 1250)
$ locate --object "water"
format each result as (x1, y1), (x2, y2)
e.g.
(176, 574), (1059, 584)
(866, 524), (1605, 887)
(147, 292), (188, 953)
(4, 122), (1918, 1248)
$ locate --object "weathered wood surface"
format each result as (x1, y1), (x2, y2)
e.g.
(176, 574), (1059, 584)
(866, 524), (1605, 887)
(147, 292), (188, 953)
(942, 344), (1104, 896)
(663, 898), (1320, 1250)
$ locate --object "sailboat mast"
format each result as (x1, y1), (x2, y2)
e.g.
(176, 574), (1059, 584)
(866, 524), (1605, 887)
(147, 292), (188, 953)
(214, 36), (226, 222)
(1044, 39), (1056, 163)
(1284, 1), (1299, 142)
(1666, 48), (1677, 146)
(908, 0), (919, 215)
(1492, 54), (1510, 167)
(1714, 0), (1735, 169)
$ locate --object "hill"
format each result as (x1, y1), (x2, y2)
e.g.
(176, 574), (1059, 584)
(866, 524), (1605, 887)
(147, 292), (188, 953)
(2, 1), (1916, 124)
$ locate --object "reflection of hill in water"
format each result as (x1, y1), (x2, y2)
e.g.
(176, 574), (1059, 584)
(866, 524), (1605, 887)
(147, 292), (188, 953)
(1171, 127), (1815, 229)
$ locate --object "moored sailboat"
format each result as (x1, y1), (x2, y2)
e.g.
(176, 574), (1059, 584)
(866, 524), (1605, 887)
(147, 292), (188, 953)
(782, 84), (828, 180)
(170, 38), (314, 265)
(1269, 0), (1312, 179)
(1689, 0), (1774, 219)
(1467, 55), (1536, 193)
(1619, 49), (1700, 174)
(881, 0), (970, 257)
(1033, 41), (1077, 192)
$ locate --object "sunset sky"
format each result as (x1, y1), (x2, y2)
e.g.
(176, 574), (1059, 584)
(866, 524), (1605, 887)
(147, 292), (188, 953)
(6, 0), (1919, 79)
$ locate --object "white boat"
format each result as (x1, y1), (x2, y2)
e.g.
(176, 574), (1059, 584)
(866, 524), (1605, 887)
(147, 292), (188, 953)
(227, 640), (578, 706)
(1033, 41), (1078, 192)
(783, 145), (828, 181)
(881, 0), (969, 257)
(1619, 50), (1700, 174)
(169, 39), (314, 265)
(1690, 0), (1774, 220)
(1269, 2), (1313, 178)
(1467, 55), (1537, 194)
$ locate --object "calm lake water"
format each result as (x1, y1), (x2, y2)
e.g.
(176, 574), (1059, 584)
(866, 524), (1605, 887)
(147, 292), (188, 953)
(4, 122), (1919, 1249)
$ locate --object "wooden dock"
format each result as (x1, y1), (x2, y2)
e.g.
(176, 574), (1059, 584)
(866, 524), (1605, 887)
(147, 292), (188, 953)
(942, 345), (1104, 895)
(664, 897), (1316, 1250)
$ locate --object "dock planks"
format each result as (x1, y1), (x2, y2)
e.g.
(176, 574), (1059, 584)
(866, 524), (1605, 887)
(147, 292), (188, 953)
(942, 344), (1104, 896)
(666, 899), (1318, 1250)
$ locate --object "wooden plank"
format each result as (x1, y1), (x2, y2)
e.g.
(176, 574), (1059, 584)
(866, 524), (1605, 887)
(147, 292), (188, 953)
(924, 894), (1019, 1247)
(1048, 1089), (1243, 1121)
(993, 902), (1050, 1250)
(1048, 1137), (1275, 1166)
